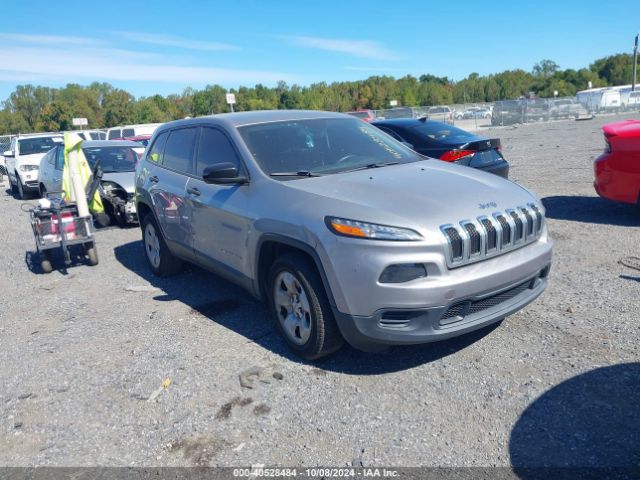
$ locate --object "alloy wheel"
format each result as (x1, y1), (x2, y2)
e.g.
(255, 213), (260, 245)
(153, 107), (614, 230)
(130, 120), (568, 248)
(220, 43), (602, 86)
(273, 271), (312, 345)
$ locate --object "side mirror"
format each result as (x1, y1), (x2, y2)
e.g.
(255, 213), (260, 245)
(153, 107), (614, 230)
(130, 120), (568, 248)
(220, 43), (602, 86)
(3, 150), (14, 157)
(202, 162), (247, 185)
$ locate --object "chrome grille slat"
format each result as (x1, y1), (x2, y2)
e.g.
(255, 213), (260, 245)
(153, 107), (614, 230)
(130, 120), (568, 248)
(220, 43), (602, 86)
(440, 204), (545, 268)
(508, 209), (524, 243)
(529, 203), (543, 234)
(520, 207), (534, 238)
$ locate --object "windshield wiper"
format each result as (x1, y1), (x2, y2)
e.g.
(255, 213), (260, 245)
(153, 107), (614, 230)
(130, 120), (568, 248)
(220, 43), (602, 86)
(341, 161), (400, 173)
(269, 171), (321, 177)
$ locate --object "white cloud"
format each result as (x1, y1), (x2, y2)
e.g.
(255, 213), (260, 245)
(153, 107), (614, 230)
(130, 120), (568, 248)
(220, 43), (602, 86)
(284, 35), (398, 61)
(0, 46), (295, 86)
(0, 33), (105, 47)
(113, 31), (239, 52)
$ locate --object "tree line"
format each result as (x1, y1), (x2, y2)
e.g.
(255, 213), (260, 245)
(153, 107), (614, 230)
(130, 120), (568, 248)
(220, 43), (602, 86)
(0, 53), (634, 135)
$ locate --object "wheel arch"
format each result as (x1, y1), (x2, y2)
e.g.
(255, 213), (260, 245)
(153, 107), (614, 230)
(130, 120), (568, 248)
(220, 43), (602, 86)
(255, 234), (339, 309)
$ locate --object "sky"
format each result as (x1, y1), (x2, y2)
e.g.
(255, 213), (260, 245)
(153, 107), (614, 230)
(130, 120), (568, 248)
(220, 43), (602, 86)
(0, 0), (637, 101)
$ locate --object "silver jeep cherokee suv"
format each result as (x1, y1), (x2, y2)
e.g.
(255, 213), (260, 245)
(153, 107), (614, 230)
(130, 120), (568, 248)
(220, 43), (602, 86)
(135, 110), (552, 359)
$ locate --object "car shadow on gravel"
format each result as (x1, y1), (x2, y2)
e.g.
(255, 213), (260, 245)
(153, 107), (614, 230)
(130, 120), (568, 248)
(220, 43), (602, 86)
(509, 362), (640, 478)
(114, 240), (499, 374)
(541, 195), (639, 226)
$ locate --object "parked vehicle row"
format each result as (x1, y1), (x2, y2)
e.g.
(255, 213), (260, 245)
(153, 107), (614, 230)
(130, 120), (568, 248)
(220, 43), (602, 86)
(135, 110), (552, 359)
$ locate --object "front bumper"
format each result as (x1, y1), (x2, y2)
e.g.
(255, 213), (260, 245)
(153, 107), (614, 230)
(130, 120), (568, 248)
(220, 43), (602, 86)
(318, 231), (553, 349)
(18, 170), (40, 191)
(334, 266), (549, 350)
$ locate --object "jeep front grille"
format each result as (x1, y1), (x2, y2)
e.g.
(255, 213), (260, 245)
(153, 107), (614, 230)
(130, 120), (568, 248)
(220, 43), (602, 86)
(440, 204), (544, 268)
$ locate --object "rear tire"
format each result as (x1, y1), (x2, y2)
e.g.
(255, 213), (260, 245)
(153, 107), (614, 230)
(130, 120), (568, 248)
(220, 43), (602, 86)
(85, 243), (99, 266)
(268, 252), (344, 360)
(40, 250), (53, 274)
(142, 215), (182, 277)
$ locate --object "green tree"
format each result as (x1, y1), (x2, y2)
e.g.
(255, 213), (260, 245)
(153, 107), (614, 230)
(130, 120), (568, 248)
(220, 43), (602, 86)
(103, 89), (134, 126)
(590, 54), (634, 85)
(533, 59), (560, 79)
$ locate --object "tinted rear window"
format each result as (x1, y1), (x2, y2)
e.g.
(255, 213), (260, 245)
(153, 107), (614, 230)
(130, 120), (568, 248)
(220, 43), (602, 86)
(409, 122), (476, 143)
(107, 129), (121, 140)
(146, 131), (168, 164)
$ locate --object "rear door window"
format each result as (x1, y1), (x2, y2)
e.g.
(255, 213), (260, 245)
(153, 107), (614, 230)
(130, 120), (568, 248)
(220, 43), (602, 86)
(195, 127), (241, 177)
(146, 131), (169, 164)
(162, 128), (197, 174)
(122, 128), (135, 137)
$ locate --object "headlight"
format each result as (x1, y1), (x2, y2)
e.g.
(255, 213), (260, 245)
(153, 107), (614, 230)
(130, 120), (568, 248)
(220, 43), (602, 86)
(326, 217), (422, 241)
(19, 164), (39, 172)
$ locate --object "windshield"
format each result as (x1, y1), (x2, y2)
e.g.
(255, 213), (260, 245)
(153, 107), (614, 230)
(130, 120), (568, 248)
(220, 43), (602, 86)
(82, 146), (138, 173)
(238, 117), (419, 177)
(18, 136), (63, 155)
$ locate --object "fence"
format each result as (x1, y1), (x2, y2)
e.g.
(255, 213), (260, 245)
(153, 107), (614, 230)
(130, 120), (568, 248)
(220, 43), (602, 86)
(0, 135), (13, 175)
(370, 94), (640, 130)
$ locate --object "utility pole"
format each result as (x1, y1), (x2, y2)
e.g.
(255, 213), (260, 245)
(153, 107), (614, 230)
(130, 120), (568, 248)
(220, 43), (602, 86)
(633, 33), (639, 92)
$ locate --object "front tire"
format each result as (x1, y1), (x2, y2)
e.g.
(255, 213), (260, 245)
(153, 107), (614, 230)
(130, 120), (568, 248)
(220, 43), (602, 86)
(268, 252), (344, 360)
(142, 215), (182, 277)
(16, 175), (27, 199)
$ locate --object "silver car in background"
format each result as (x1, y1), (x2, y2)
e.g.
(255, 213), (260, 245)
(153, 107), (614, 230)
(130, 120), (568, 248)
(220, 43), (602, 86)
(135, 110), (553, 359)
(39, 140), (139, 226)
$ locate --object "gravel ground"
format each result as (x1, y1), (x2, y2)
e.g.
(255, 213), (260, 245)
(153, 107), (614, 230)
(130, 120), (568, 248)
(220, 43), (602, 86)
(0, 114), (638, 468)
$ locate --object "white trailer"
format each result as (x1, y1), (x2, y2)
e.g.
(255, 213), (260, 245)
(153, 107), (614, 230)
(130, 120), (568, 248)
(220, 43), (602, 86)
(576, 88), (621, 112)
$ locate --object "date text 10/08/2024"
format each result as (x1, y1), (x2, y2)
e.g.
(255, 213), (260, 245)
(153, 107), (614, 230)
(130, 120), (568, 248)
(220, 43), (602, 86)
(232, 467), (400, 477)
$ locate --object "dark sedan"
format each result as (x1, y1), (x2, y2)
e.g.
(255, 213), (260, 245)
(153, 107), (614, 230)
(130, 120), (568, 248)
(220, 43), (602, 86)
(371, 118), (509, 178)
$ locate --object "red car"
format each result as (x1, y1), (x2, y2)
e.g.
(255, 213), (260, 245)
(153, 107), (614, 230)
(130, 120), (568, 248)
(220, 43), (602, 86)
(345, 109), (376, 122)
(594, 119), (640, 206)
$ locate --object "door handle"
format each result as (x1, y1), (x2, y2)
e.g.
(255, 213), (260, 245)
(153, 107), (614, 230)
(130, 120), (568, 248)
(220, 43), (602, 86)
(187, 187), (201, 196)
(149, 175), (159, 183)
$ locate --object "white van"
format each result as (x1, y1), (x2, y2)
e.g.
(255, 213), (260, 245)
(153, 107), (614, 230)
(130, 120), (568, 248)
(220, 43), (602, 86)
(74, 130), (106, 141)
(577, 88), (621, 112)
(106, 123), (162, 140)
(625, 90), (640, 108)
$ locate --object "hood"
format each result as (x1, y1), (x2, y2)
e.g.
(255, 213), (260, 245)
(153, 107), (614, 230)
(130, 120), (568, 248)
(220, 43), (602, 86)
(283, 160), (538, 233)
(102, 171), (135, 194)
